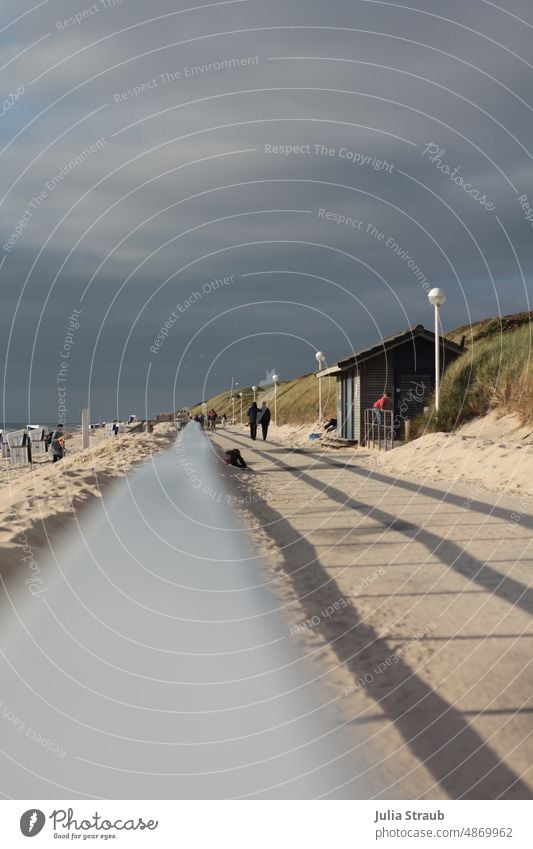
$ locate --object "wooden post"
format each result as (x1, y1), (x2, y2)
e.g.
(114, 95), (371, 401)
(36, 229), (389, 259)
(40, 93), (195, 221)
(82, 407), (90, 449)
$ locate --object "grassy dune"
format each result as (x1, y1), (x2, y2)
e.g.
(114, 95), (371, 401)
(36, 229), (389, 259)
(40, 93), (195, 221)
(446, 311), (532, 346)
(189, 372), (337, 426)
(414, 320), (533, 435)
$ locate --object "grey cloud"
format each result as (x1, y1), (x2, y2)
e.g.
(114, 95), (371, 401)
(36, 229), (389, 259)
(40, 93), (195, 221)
(2, 0), (531, 420)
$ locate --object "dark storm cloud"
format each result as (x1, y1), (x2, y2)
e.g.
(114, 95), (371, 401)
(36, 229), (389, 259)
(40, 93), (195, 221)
(1, 0), (531, 421)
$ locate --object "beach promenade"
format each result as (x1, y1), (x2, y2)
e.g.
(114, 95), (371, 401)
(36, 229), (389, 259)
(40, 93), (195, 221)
(211, 428), (533, 800)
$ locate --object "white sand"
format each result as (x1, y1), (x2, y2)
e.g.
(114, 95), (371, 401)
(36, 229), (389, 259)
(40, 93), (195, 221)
(254, 413), (533, 498)
(0, 424), (176, 562)
(372, 412), (533, 498)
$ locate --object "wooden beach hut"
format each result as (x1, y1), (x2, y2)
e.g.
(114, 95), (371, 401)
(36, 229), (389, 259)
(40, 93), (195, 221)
(317, 324), (464, 444)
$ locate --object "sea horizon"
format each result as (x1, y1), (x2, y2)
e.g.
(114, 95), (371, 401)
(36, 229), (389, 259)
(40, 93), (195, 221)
(2, 422), (81, 432)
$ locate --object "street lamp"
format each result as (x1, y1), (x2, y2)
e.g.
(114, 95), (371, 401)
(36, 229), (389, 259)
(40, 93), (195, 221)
(428, 288), (447, 414)
(315, 351), (326, 423)
(238, 392), (243, 425)
(252, 385), (257, 403)
(231, 396), (236, 425)
(272, 373), (279, 426)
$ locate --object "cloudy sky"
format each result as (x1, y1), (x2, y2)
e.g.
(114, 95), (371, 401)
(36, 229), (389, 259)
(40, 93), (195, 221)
(1, 0), (532, 422)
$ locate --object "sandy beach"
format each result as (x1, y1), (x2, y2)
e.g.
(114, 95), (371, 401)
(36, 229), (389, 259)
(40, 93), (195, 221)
(211, 422), (533, 798)
(2, 413), (532, 796)
(0, 424), (176, 574)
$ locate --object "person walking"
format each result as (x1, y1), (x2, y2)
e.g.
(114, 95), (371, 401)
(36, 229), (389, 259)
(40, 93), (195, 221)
(258, 401), (271, 441)
(372, 391), (392, 426)
(221, 414), (227, 428)
(50, 424), (66, 463)
(247, 401), (258, 440)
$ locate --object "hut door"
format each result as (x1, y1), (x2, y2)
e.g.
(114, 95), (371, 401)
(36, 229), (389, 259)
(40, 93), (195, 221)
(344, 375), (353, 439)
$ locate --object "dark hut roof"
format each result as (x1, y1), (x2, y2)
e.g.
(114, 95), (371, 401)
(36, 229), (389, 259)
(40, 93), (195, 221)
(317, 324), (464, 377)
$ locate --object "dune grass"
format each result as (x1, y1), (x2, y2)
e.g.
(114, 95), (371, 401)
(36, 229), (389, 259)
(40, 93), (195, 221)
(412, 323), (533, 435)
(189, 373), (337, 425)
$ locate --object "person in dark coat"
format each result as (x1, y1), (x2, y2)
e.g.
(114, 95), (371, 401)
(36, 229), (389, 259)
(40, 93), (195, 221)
(50, 424), (66, 463)
(247, 402), (258, 440)
(224, 448), (247, 468)
(258, 402), (271, 441)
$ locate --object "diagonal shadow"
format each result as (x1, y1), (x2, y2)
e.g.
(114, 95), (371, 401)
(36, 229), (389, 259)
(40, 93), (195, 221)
(225, 435), (533, 616)
(242, 438), (533, 529)
(295, 448), (533, 531)
(235, 479), (530, 798)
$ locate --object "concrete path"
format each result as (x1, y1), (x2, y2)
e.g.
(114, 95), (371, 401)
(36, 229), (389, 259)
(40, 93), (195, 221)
(212, 427), (533, 799)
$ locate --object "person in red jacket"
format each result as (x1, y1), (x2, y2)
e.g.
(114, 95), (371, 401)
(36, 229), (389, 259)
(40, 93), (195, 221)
(373, 391), (392, 425)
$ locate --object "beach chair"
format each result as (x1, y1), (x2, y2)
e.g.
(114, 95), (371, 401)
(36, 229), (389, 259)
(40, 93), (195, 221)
(6, 430), (31, 464)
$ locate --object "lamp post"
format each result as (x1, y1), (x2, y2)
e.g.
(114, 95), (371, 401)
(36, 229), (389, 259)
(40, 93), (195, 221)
(238, 392), (243, 425)
(231, 396), (235, 425)
(428, 288), (447, 414)
(229, 378), (239, 417)
(272, 373), (279, 426)
(315, 351), (326, 423)
(252, 385), (257, 403)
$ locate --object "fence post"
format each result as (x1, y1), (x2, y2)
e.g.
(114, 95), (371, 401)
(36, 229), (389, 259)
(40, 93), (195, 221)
(82, 407), (90, 449)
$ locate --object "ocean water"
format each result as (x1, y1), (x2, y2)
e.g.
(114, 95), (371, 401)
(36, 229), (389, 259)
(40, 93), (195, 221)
(2, 422), (78, 432)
